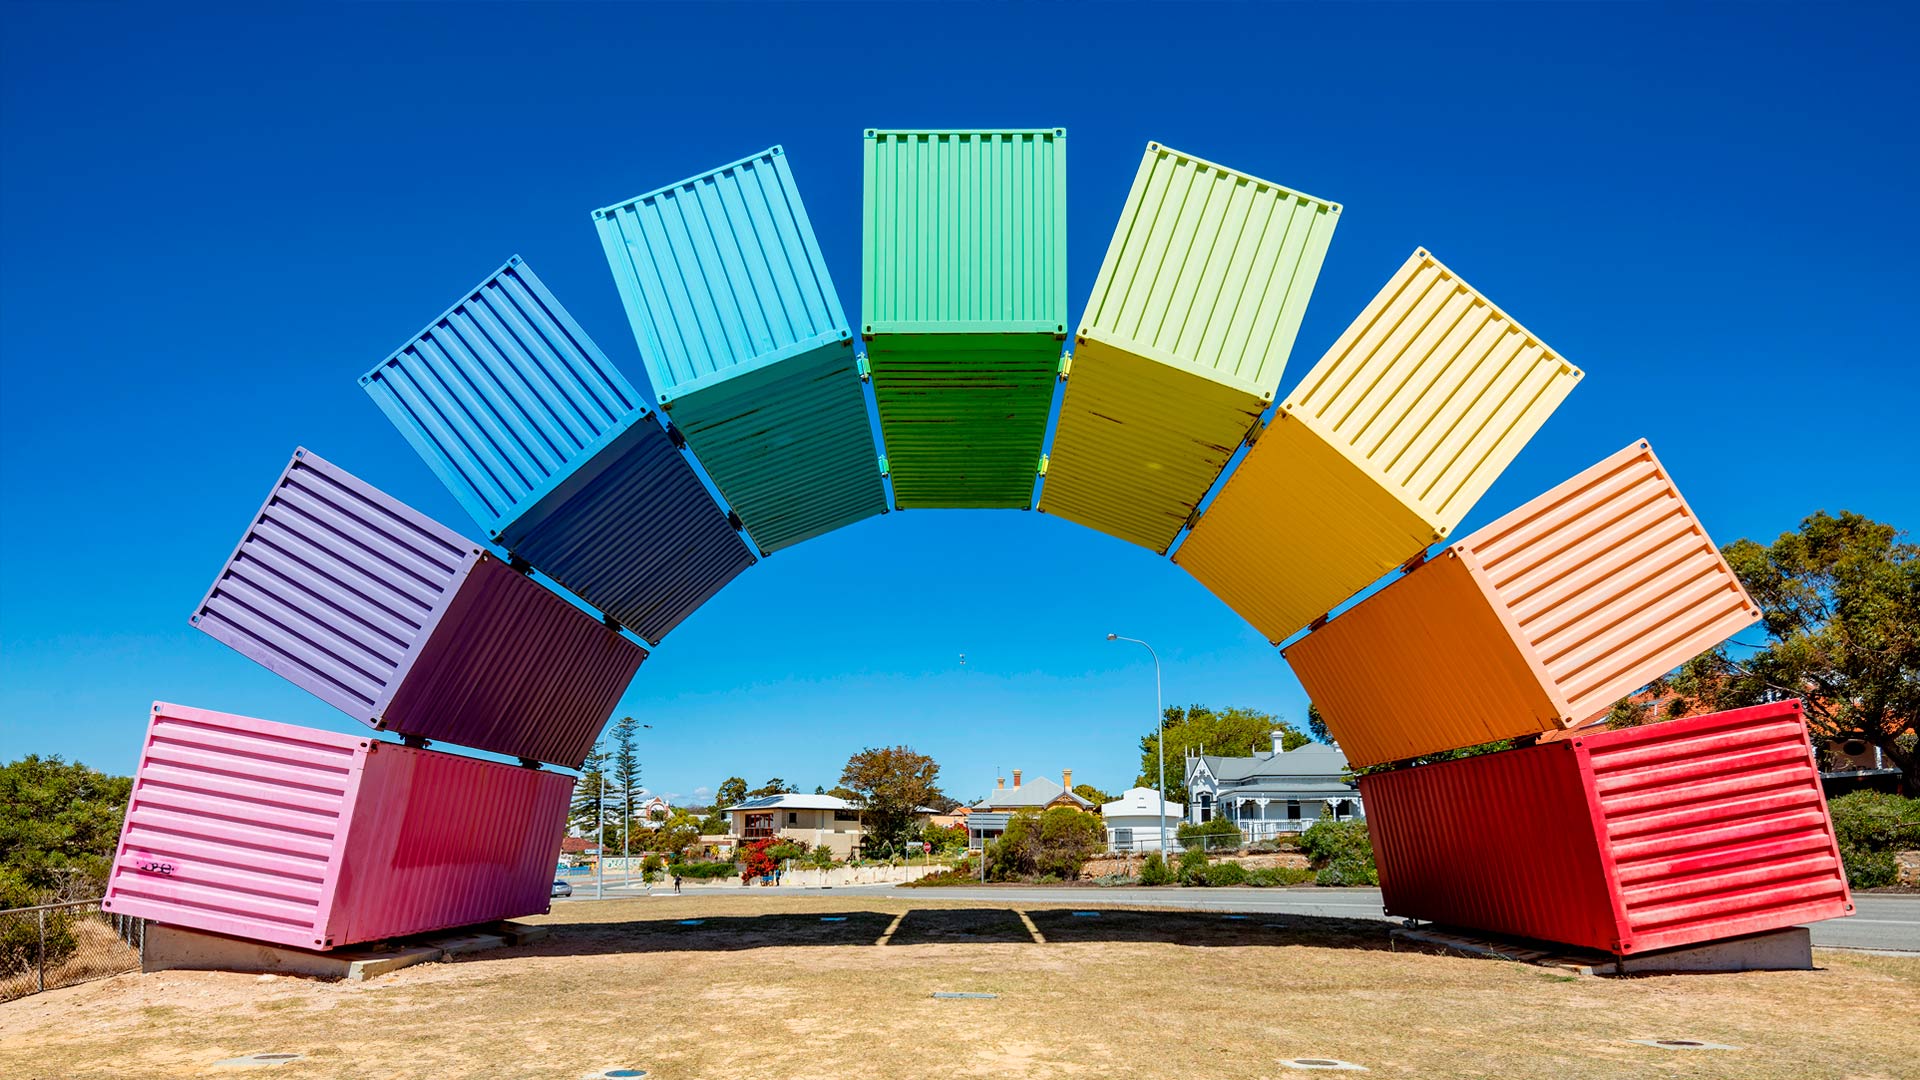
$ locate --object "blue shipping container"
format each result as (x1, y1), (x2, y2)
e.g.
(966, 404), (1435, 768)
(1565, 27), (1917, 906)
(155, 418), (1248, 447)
(594, 147), (885, 552)
(362, 257), (754, 643)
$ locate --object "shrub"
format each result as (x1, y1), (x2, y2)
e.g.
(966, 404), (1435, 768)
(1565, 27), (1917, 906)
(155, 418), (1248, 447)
(1300, 819), (1377, 886)
(988, 808), (1106, 881)
(1201, 860), (1249, 887)
(1176, 847), (1210, 885)
(1091, 872), (1137, 886)
(1137, 852), (1175, 886)
(900, 867), (980, 887)
(1246, 866), (1314, 887)
(0, 910), (77, 977)
(807, 846), (834, 870)
(666, 859), (735, 880)
(1828, 792), (1920, 888)
(1176, 818), (1242, 851)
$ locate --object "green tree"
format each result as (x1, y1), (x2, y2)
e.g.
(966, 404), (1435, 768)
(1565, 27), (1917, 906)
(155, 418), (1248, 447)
(987, 807), (1105, 880)
(608, 717), (643, 859)
(1140, 704), (1307, 803)
(839, 745), (945, 856)
(1619, 512), (1919, 793)
(1, 755), (133, 906)
(1306, 704), (1332, 745)
(569, 741), (609, 840)
(714, 776), (748, 810)
(747, 777), (797, 797)
(1072, 783), (1116, 808)
(646, 809), (702, 859)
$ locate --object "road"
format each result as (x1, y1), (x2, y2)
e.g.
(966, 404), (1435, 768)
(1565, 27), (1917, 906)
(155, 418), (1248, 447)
(563, 879), (1920, 953)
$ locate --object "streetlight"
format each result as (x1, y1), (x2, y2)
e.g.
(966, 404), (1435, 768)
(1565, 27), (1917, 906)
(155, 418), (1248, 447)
(1107, 634), (1167, 856)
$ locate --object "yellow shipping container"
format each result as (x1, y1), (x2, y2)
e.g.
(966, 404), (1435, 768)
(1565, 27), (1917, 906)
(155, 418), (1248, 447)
(1173, 249), (1583, 642)
(1039, 144), (1340, 553)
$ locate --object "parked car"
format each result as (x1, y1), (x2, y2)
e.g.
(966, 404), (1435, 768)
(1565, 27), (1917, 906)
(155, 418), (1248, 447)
(551, 879), (573, 898)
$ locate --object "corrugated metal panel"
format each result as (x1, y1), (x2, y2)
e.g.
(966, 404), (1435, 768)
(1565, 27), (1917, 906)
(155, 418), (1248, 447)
(103, 703), (572, 951)
(1283, 248), (1584, 533)
(594, 149), (884, 551)
(191, 448), (478, 723)
(364, 258), (755, 642)
(862, 129), (1067, 334)
(1174, 248), (1583, 639)
(1172, 411), (1435, 642)
(1362, 702), (1853, 955)
(192, 449), (645, 767)
(382, 555), (645, 770)
(361, 256), (644, 543)
(867, 335), (1057, 508)
(1460, 440), (1762, 724)
(1077, 142), (1340, 398)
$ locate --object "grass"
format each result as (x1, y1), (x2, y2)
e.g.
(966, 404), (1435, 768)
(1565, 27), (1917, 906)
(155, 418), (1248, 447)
(1, 893), (1915, 1079)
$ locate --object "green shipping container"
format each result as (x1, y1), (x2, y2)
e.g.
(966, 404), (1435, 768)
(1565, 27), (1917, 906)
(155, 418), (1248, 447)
(862, 129), (1068, 508)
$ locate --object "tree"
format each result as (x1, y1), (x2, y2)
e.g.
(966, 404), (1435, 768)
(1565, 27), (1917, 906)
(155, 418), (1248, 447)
(715, 776), (748, 811)
(1622, 511), (1919, 794)
(1306, 705), (1332, 745)
(748, 777), (797, 797)
(1139, 704), (1307, 804)
(645, 809), (702, 859)
(609, 717), (643, 860)
(1072, 783), (1116, 808)
(0, 755), (133, 906)
(839, 745), (944, 856)
(813, 784), (826, 795)
(987, 807), (1104, 880)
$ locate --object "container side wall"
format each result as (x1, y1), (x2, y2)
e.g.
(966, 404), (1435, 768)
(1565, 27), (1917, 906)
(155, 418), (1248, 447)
(362, 258), (645, 541)
(1461, 441), (1762, 724)
(1173, 412), (1435, 641)
(1284, 250), (1583, 535)
(1578, 702), (1853, 953)
(1079, 143), (1340, 396)
(102, 704), (368, 951)
(1283, 553), (1562, 768)
(862, 130), (1067, 331)
(1362, 745), (1623, 952)
(192, 449), (479, 725)
(594, 147), (851, 399)
(382, 556), (646, 768)
(868, 334), (1059, 508)
(332, 745), (573, 946)
(506, 417), (756, 644)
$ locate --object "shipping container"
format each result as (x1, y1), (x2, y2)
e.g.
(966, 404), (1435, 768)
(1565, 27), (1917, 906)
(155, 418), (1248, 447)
(1040, 143), (1341, 552)
(102, 703), (573, 951)
(362, 256), (755, 642)
(862, 129), (1067, 508)
(1284, 440), (1761, 768)
(1362, 701), (1853, 955)
(192, 448), (644, 769)
(1173, 248), (1583, 640)
(593, 147), (885, 551)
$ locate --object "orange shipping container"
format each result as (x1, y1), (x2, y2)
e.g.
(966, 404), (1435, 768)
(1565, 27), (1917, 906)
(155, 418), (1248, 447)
(1284, 441), (1762, 768)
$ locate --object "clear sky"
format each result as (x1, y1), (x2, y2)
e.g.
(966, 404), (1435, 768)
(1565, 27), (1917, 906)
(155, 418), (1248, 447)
(2, 3), (1914, 806)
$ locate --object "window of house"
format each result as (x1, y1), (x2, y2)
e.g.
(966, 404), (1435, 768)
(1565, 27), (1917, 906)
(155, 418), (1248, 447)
(1198, 793), (1213, 822)
(788, 812), (798, 825)
(744, 813), (774, 838)
(834, 809), (860, 821)
(1287, 799), (1301, 820)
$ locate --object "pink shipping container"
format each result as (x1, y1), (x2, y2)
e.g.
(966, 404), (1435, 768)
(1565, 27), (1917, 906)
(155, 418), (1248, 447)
(102, 702), (573, 951)
(1362, 701), (1853, 955)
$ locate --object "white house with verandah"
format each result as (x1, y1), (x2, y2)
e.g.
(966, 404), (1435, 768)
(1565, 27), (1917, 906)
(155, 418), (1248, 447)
(1186, 733), (1362, 841)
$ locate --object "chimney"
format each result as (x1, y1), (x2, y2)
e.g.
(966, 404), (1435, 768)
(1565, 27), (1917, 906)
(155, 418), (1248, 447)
(1271, 730), (1286, 756)
(1062, 768), (1073, 791)
(995, 775), (1005, 791)
(1012, 769), (1022, 788)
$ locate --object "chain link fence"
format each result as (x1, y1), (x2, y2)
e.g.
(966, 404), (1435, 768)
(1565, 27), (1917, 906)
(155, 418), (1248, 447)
(1, 899), (144, 1001)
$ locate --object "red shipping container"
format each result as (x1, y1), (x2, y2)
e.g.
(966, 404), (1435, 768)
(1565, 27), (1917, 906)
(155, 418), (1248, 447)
(1362, 701), (1853, 955)
(102, 702), (572, 951)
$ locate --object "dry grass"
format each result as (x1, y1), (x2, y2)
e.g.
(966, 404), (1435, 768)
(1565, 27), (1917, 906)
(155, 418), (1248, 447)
(1, 893), (1914, 1079)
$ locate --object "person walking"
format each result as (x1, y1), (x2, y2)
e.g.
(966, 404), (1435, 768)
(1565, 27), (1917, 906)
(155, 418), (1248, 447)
(672, 872), (682, 895)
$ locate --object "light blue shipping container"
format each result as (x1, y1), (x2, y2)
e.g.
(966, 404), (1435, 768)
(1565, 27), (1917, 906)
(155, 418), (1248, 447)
(361, 257), (754, 643)
(593, 147), (884, 552)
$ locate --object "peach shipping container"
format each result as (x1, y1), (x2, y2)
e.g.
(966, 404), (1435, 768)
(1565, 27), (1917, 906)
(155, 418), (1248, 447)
(1285, 441), (1761, 768)
(101, 703), (572, 951)
(1174, 249), (1583, 642)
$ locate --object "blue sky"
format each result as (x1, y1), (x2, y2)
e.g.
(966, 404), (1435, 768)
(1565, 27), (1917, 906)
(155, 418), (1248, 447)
(2, 3), (1914, 806)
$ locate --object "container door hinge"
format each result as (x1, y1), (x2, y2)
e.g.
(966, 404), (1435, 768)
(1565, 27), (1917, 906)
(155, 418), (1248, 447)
(1307, 613), (1330, 633)
(1057, 353), (1073, 380)
(509, 555), (532, 575)
(1183, 507), (1204, 533)
(1037, 454), (1050, 477)
(402, 734), (431, 749)
(517, 757), (544, 770)
(1243, 416), (1268, 446)
(856, 355), (871, 381)
(666, 422), (686, 449)
(602, 613), (624, 633)
(727, 510), (745, 533)
(877, 454), (890, 477)
(1399, 548), (1430, 575)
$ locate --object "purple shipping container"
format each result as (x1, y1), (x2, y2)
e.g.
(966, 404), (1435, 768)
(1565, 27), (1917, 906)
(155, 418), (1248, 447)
(191, 448), (645, 769)
(102, 703), (574, 950)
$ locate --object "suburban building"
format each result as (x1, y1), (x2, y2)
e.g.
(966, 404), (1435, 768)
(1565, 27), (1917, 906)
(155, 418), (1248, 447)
(1186, 733), (1362, 841)
(720, 793), (935, 859)
(1099, 787), (1184, 851)
(966, 769), (1094, 849)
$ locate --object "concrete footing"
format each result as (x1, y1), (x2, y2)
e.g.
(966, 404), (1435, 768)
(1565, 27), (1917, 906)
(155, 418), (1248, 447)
(142, 920), (549, 982)
(1392, 924), (1813, 976)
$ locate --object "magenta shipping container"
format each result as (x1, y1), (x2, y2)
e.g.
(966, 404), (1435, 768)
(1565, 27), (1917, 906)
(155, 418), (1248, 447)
(102, 703), (573, 950)
(192, 448), (645, 769)
(1361, 701), (1853, 955)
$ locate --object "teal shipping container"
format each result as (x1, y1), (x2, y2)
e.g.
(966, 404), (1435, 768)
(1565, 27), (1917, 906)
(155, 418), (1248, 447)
(362, 257), (755, 644)
(862, 129), (1068, 509)
(594, 147), (885, 552)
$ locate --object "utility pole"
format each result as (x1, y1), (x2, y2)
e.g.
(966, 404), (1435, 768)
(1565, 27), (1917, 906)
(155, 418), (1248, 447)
(1108, 634), (1167, 856)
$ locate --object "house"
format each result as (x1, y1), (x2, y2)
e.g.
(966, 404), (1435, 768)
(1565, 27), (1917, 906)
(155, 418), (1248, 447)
(720, 793), (935, 859)
(1186, 732), (1362, 841)
(966, 769), (1094, 849)
(1100, 787), (1184, 852)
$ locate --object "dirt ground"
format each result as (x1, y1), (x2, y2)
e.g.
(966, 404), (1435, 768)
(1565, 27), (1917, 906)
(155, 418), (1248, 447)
(2, 893), (1915, 1080)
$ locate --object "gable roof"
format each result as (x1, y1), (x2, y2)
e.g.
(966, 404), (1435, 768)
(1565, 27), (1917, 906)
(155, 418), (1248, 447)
(1190, 741), (1353, 783)
(972, 774), (1093, 810)
(1100, 787), (1185, 818)
(722, 793), (856, 813)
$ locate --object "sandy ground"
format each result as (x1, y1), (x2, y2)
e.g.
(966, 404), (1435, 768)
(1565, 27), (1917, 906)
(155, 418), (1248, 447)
(2, 893), (1915, 1080)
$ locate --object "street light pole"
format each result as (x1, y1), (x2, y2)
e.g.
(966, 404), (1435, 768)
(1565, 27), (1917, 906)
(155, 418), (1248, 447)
(1107, 634), (1166, 856)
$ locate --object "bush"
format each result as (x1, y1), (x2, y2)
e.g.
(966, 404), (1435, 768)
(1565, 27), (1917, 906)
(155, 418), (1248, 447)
(0, 911), (77, 977)
(988, 808), (1105, 881)
(765, 841), (810, 862)
(1300, 819), (1377, 886)
(1175, 818), (1242, 851)
(1176, 847), (1210, 885)
(900, 867), (981, 887)
(1091, 872), (1137, 886)
(1245, 866), (1314, 887)
(1137, 852), (1175, 886)
(1828, 792), (1920, 888)
(1200, 860), (1249, 887)
(666, 859), (735, 880)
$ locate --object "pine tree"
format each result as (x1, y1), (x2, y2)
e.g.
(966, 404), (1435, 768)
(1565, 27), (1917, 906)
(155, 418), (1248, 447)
(610, 717), (642, 865)
(571, 741), (609, 846)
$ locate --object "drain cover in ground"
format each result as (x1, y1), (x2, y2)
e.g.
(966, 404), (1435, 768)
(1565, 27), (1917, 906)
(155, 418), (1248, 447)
(213, 1053), (301, 1068)
(1223, 914), (1250, 920)
(1279, 1059), (1366, 1071)
(676, 919), (705, 926)
(932, 992), (998, 999)
(583, 1071), (649, 1078)
(1629, 1039), (1738, 1051)
(1071, 911), (1100, 917)
(821, 916), (847, 922)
